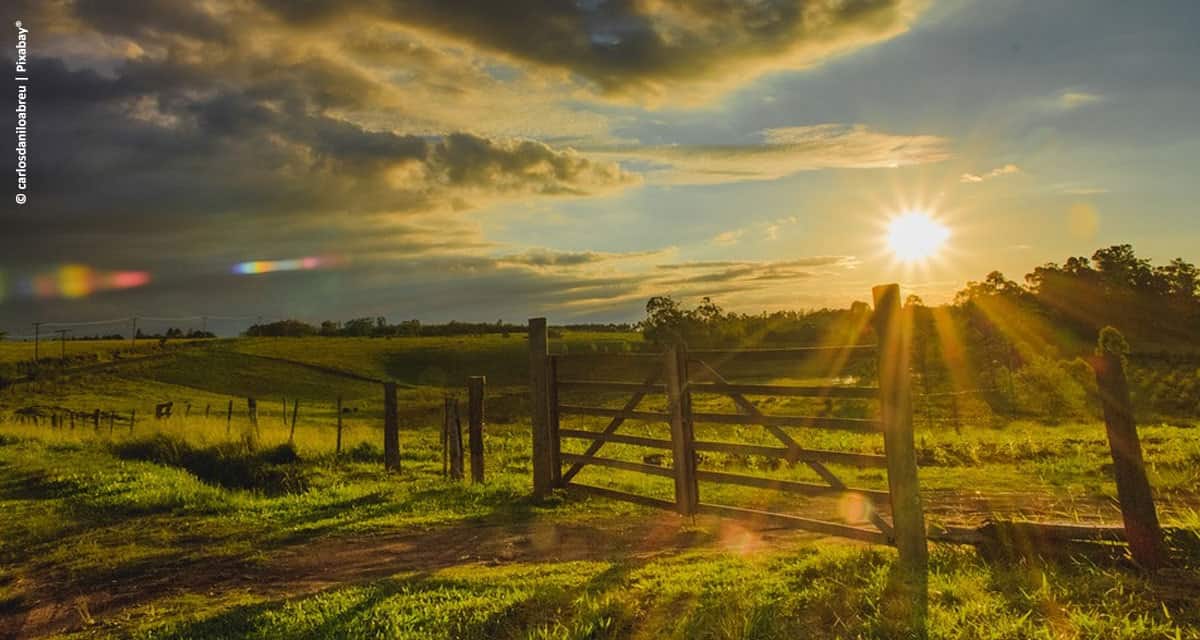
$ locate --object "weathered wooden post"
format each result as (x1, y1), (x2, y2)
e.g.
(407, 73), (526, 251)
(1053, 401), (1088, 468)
(664, 345), (698, 516)
(129, 409), (136, 433)
(383, 382), (400, 471)
(1091, 328), (1166, 569)
(529, 318), (552, 498)
(446, 396), (464, 480)
(226, 399), (233, 436)
(288, 398), (299, 444)
(247, 398), (258, 426)
(335, 395), (344, 457)
(440, 401), (449, 478)
(468, 376), (486, 483)
(205, 404), (210, 420)
(548, 357), (563, 487)
(93, 409), (100, 429)
(872, 283), (929, 635)
(108, 410), (115, 435)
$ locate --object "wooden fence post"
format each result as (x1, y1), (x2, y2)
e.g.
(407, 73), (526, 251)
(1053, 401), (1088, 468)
(226, 399), (233, 436)
(335, 395), (344, 457)
(1091, 346), (1167, 569)
(383, 382), (400, 471)
(247, 398), (258, 427)
(873, 283), (929, 634)
(446, 397), (464, 480)
(440, 400), (449, 478)
(529, 318), (552, 498)
(468, 376), (486, 483)
(664, 345), (698, 516)
(129, 409), (135, 433)
(548, 357), (562, 488)
(93, 409), (100, 429)
(288, 398), (299, 444)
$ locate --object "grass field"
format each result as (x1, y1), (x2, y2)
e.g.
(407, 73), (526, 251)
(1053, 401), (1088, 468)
(1, 335), (1198, 638)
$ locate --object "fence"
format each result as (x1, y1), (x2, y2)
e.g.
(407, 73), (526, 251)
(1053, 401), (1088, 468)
(529, 284), (929, 621)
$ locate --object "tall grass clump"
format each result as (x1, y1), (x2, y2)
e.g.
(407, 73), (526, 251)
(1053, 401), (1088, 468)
(112, 433), (308, 495)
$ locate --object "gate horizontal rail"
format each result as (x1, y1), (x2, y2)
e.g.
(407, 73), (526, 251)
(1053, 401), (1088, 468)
(557, 379), (879, 398)
(694, 469), (889, 500)
(560, 452), (675, 478)
(560, 428), (672, 449)
(691, 440), (888, 468)
(563, 428), (887, 468)
(559, 404), (881, 433)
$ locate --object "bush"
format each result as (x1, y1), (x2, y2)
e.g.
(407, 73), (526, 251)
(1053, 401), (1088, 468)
(1012, 356), (1089, 421)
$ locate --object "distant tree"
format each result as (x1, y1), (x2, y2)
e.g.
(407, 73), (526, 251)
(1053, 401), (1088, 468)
(343, 317), (374, 337)
(245, 320), (318, 337)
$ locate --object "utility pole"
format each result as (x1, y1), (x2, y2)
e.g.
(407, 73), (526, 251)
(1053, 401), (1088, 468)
(54, 329), (71, 359)
(131, 317), (138, 347)
(32, 322), (42, 362)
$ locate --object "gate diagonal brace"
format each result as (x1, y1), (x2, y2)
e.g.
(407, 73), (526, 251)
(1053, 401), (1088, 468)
(690, 359), (894, 540)
(561, 369), (663, 485)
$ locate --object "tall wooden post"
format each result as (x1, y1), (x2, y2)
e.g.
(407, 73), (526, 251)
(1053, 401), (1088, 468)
(548, 356), (562, 487)
(872, 283), (929, 634)
(226, 399), (233, 436)
(664, 346), (698, 516)
(529, 318), (552, 498)
(1092, 348), (1167, 569)
(288, 398), (299, 443)
(446, 397), (464, 480)
(335, 395), (344, 457)
(383, 382), (400, 471)
(468, 376), (486, 483)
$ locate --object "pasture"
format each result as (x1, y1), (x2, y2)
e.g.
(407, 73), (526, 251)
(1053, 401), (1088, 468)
(0, 334), (1198, 639)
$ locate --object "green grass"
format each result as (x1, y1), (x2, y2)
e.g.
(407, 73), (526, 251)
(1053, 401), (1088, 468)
(0, 335), (1198, 638)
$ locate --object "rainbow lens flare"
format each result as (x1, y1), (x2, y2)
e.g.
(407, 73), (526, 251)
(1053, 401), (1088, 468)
(17, 264), (151, 300)
(232, 255), (343, 275)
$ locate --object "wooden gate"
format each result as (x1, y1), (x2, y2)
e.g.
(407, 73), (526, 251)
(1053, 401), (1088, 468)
(528, 284), (927, 558)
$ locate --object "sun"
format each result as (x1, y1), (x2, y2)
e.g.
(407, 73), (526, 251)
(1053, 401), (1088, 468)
(886, 211), (950, 262)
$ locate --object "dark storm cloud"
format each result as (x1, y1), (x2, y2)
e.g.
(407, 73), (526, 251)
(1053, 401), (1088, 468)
(71, 0), (231, 43)
(254, 0), (926, 99)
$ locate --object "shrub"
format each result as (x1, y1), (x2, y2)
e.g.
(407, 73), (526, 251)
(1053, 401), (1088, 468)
(1012, 356), (1089, 421)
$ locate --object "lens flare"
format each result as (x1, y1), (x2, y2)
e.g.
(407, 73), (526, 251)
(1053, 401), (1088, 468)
(232, 255), (344, 275)
(886, 211), (950, 262)
(16, 265), (151, 300)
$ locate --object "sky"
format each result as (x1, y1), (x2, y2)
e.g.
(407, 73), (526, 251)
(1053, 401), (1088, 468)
(3, 0), (1199, 336)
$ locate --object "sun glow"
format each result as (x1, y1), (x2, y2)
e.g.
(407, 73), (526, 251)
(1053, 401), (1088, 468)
(886, 211), (950, 262)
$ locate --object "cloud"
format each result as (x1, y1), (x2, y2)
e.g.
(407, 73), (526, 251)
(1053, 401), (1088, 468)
(0, 0), (909, 326)
(1056, 91), (1104, 110)
(253, 0), (929, 104)
(960, 163), (1021, 184)
(600, 124), (949, 184)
